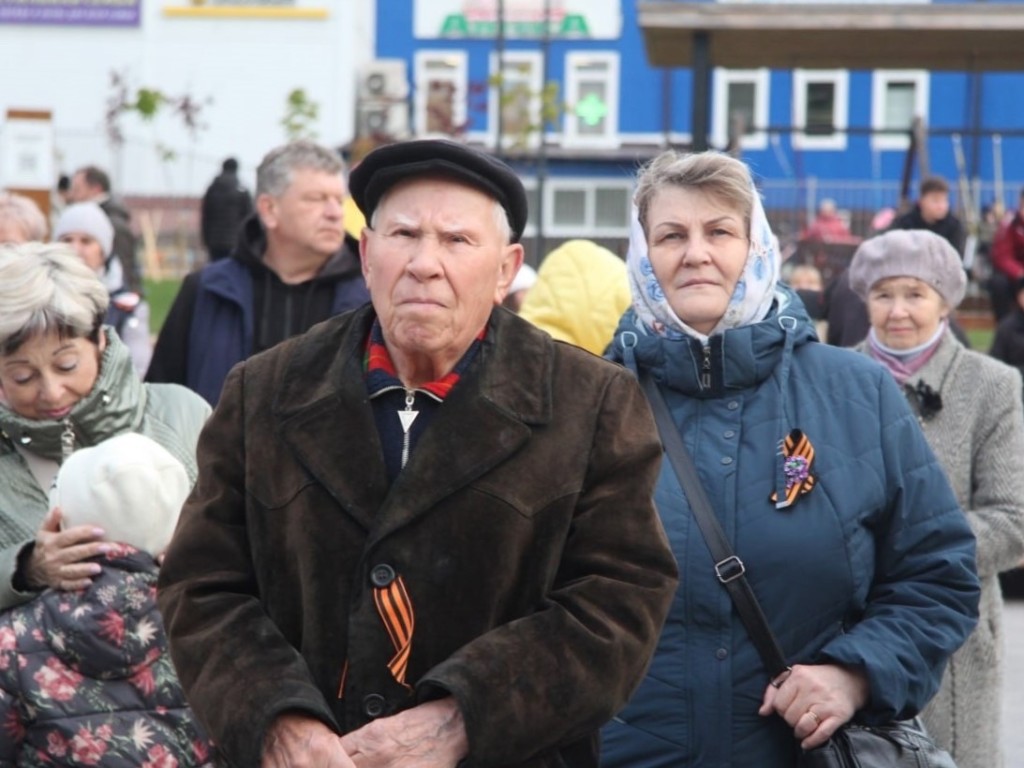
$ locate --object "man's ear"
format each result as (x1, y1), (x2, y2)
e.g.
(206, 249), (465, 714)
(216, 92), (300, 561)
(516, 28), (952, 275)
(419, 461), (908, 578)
(256, 193), (276, 230)
(494, 244), (525, 305)
(359, 228), (373, 287)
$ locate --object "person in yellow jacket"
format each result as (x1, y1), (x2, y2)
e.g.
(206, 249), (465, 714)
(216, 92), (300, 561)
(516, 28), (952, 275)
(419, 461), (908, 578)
(519, 239), (631, 355)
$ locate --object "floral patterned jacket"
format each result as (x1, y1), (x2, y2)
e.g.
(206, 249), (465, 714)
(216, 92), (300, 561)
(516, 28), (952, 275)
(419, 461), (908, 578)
(0, 546), (214, 767)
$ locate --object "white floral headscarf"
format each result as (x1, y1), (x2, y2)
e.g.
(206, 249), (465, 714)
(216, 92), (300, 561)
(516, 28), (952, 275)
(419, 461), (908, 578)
(626, 180), (781, 342)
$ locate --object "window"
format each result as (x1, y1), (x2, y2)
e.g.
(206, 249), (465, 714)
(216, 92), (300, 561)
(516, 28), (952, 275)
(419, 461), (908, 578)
(414, 51), (468, 137)
(563, 52), (619, 148)
(792, 69), (849, 150)
(711, 69), (769, 150)
(544, 179), (632, 236)
(489, 51), (543, 150)
(871, 70), (929, 150)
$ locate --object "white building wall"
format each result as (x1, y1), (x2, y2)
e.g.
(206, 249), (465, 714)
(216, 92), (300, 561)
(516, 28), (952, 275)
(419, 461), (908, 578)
(0, 0), (375, 196)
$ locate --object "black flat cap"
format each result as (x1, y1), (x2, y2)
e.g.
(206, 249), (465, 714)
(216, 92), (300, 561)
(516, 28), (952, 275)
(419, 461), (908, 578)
(349, 139), (528, 243)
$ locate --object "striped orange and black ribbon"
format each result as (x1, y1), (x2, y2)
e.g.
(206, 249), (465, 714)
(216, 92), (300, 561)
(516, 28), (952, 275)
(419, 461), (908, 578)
(373, 575), (415, 689)
(770, 429), (816, 508)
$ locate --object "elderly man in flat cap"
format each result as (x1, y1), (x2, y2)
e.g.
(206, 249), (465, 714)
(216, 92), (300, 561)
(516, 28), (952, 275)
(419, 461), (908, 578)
(158, 139), (677, 768)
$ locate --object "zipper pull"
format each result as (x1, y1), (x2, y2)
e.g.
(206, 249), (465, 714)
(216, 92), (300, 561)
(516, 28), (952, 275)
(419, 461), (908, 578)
(398, 390), (419, 469)
(60, 418), (75, 463)
(700, 345), (712, 390)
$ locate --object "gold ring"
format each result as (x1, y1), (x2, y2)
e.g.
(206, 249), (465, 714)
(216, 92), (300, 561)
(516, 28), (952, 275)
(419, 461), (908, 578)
(806, 710), (821, 727)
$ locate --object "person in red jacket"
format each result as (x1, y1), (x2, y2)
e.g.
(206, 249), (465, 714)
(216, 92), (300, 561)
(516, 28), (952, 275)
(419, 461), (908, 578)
(990, 188), (1024, 321)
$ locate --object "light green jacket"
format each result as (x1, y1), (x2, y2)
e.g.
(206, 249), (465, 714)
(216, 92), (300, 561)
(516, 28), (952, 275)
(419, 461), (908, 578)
(0, 327), (210, 611)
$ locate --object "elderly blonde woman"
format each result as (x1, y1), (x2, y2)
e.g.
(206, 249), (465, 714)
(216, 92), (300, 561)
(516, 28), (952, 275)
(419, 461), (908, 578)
(0, 192), (47, 244)
(601, 150), (979, 768)
(0, 242), (209, 611)
(849, 228), (1024, 768)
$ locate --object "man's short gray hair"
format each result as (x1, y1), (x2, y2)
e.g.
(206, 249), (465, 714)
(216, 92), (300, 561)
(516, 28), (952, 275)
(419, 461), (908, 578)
(0, 242), (109, 355)
(369, 181), (513, 246)
(0, 192), (48, 242)
(634, 150), (754, 239)
(256, 140), (346, 198)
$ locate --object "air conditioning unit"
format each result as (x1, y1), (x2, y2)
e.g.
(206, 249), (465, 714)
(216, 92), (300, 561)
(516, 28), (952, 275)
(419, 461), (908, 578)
(358, 102), (411, 139)
(359, 59), (409, 102)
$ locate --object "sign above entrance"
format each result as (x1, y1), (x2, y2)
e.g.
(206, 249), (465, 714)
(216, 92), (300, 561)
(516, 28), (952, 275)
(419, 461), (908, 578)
(162, 0), (327, 19)
(415, 0), (621, 40)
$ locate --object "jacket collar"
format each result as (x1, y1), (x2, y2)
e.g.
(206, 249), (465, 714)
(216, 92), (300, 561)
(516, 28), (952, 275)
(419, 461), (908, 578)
(274, 305), (553, 535)
(0, 328), (144, 462)
(609, 287), (816, 398)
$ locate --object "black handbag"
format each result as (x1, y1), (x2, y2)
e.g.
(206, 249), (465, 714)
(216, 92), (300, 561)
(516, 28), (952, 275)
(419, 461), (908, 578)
(638, 371), (958, 768)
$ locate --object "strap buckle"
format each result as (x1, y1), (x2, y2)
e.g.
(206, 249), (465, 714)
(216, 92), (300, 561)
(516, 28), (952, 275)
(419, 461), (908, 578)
(715, 555), (746, 583)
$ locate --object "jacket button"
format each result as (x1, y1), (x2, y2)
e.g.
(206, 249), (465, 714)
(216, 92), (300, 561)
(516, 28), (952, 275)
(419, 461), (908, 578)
(720, 456), (733, 465)
(724, 429), (735, 439)
(370, 564), (396, 588)
(727, 400), (739, 410)
(363, 693), (386, 718)
(716, 648), (728, 660)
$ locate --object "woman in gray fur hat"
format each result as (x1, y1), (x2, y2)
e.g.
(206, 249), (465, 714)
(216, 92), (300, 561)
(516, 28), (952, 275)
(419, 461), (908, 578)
(850, 227), (1024, 768)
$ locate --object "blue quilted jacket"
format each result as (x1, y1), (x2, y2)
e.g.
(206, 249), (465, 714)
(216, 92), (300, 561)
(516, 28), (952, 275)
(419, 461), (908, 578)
(601, 288), (979, 768)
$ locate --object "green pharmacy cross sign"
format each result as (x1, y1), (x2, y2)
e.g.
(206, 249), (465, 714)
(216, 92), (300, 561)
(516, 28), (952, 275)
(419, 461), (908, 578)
(575, 92), (608, 127)
(440, 13), (591, 38)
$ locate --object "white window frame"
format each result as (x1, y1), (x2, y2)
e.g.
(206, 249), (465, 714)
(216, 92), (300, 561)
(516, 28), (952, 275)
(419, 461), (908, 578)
(871, 70), (930, 151)
(413, 50), (468, 138)
(562, 51), (620, 150)
(488, 50), (544, 150)
(543, 178), (634, 237)
(792, 69), (848, 151)
(711, 68), (770, 151)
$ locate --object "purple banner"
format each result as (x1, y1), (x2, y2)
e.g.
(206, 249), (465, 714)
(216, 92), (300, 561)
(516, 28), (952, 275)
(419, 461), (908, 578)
(0, 0), (140, 26)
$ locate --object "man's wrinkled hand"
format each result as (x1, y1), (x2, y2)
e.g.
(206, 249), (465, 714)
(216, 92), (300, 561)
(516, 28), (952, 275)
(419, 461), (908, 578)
(340, 698), (469, 768)
(262, 713), (356, 768)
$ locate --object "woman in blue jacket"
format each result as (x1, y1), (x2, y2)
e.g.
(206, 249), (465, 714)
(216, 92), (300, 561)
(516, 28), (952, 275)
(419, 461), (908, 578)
(601, 150), (980, 767)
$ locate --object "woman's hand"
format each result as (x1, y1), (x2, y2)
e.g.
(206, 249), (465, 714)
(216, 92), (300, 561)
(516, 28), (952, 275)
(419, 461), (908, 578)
(23, 507), (110, 591)
(758, 663), (869, 750)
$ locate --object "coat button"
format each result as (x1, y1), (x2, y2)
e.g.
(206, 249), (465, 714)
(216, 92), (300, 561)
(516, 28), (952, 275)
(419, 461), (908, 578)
(716, 648), (728, 660)
(370, 564), (396, 588)
(720, 456), (733, 465)
(727, 400), (739, 410)
(363, 693), (386, 718)
(723, 429), (735, 439)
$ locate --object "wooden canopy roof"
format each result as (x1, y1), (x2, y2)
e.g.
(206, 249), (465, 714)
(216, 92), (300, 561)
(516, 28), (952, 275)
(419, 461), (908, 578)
(638, 3), (1024, 71)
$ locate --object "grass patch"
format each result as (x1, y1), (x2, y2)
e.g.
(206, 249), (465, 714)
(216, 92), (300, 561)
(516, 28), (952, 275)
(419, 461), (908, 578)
(967, 327), (994, 352)
(144, 278), (183, 336)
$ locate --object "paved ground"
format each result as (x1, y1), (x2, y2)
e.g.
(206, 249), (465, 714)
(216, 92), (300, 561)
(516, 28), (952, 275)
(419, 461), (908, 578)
(1004, 598), (1024, 767)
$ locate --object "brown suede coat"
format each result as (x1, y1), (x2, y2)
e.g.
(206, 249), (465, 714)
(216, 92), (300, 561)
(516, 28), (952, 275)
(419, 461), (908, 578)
(158, 305), (677, 768)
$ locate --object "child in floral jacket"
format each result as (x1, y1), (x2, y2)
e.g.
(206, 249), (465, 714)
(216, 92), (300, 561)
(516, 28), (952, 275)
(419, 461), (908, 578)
(0, 433), (214, 767)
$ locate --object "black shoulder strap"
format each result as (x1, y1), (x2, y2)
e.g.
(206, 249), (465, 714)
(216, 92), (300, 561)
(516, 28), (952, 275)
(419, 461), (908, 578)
(639, 370), (792, 683)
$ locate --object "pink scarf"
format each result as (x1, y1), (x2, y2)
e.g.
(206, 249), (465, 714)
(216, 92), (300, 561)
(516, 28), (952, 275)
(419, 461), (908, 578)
(867, 322), (946, 385)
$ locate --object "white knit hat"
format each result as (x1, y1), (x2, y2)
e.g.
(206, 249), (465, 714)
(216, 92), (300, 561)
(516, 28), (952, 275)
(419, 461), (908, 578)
(53, 202), (114, 257)
(53, 433), (190, 557)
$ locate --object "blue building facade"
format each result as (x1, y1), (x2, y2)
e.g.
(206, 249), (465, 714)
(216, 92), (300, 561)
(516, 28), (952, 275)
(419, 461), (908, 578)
(371, 0), (1024, 255)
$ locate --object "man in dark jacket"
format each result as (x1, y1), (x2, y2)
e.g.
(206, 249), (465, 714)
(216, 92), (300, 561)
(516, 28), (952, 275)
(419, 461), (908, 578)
(200, 157), (253, 262)
(146, 140), (369, 404)
(69, 165), (141, 291)
(158, 139), (678, 768)
(889, 175), (967, 256)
